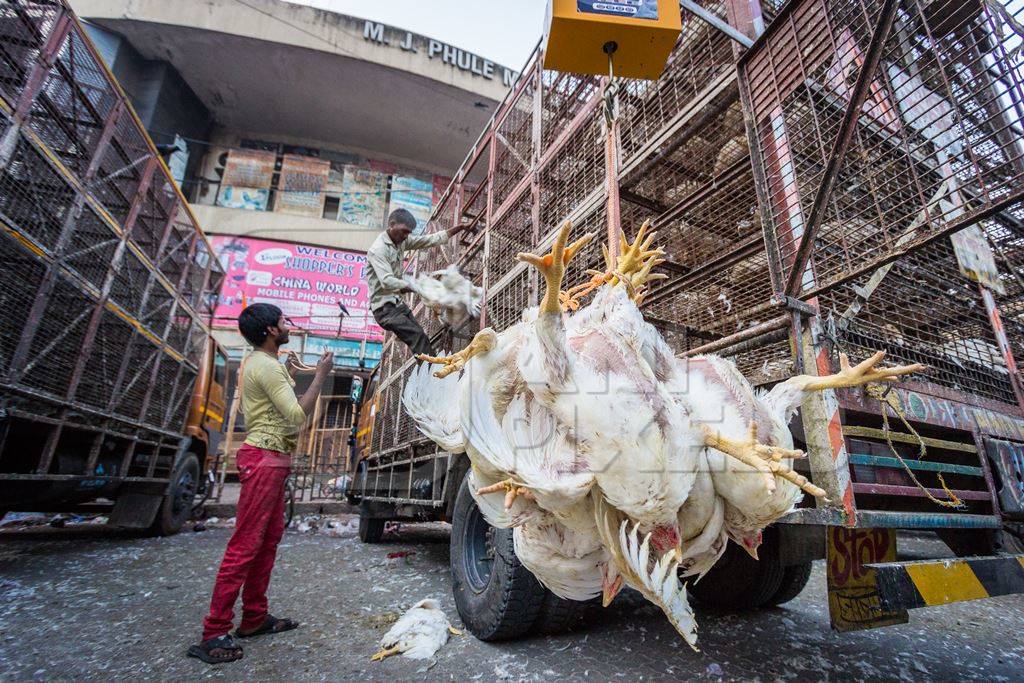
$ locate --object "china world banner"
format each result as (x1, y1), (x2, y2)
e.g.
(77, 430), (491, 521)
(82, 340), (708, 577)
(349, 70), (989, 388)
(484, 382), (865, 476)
(211, 235), (384, 342)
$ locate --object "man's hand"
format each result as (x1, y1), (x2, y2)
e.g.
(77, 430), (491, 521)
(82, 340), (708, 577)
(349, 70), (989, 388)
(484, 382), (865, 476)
(285, 351), (312, 376)
(315, 351), (334, 376)
(449, 222), (476, 238)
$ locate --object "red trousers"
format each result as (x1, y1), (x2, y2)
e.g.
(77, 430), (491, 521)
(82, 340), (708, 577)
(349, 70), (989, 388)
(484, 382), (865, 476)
(202, 444), (291, 640)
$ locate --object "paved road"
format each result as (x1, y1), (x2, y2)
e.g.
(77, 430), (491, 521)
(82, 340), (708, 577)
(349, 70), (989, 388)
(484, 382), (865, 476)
(1, 520), (1022, 681)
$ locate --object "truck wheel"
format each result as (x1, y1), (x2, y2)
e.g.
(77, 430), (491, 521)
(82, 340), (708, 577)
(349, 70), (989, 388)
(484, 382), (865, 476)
(533, 593), (590, 634)
(687, 528), (784, 610)
(149, 453), (200, 536)
(765, 561), (813, 606)
(358, 514), (386, 543)
(450, 472), (546, 641)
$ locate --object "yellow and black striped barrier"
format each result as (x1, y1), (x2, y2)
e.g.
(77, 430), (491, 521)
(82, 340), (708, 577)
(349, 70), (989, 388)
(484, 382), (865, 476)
(868, 555), (1024, 611)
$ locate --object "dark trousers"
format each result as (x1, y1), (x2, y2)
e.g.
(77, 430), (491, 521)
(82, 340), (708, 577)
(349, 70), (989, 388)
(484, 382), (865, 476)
(373, 302), (435, 356)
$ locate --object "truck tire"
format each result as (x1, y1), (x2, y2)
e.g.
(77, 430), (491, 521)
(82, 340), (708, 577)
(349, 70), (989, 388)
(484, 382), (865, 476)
(687, 529), (785, 610)
(765, 561), (813, 606)
(533, 593), (590, 635)
(450, 472), (546, 641)
(358, 514), (386, 543)
(149, 453), (200, 536)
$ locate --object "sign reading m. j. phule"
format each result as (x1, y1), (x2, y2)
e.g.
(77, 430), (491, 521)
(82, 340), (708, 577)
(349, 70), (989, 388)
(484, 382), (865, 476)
(363, 21), (518, 88)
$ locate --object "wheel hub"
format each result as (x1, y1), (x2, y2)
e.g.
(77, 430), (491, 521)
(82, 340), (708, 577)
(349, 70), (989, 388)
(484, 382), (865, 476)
(463, 503), (495, 592)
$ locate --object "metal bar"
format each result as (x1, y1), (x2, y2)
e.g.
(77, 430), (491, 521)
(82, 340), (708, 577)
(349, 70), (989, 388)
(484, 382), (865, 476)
(537, 93), (601, 170)
(479, 115), (498, 329)
(851, 483), (991, 502)
(701, 326), (789, 359)
(5, 191), (88, 384)
(619, 189), (666, 213)
(680, 315), (789, 357)
(870, 555), (1024, 612)
(780, 507), (1002, 529)
(971, 431), (1003, 517)
(797, 199), (1024, 303)
(603, 74), (622, 261)
(680, 0), (753, 48)
(145, 438), (163, 478)
(980, 286), (1024, 413)
(847, 453), (984, 477)
(83, 429), (106, 475)
(35, 423), (62, 474)
(736, 73), (785, 293)
(644, 234), (763, 306)
(800, 307), (856, 518)
(0, 473), (168, 483)
(654, 156), (750, 227)
(530, 54), (543, 308)
(783, 0), (901, 297)
(843, 425), (977, 453)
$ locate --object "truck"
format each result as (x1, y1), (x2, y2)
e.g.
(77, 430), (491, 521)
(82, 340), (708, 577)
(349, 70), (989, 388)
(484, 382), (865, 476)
(348, 0), (1024, 640)
(0, 0), (227, 535)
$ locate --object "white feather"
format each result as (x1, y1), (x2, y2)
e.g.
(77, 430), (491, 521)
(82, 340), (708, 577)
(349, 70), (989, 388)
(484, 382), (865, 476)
(378, 598), (453, 660)
(617, 520), (698, 650)
(402, 360), (464, 453)
(513, 516), (605, 601)
(405, 265), (482, 328)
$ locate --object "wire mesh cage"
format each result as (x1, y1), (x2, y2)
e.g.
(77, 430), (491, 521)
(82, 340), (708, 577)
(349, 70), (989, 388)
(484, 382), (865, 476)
(0, 2), (223, 478)
(740, 0), (1024, 404)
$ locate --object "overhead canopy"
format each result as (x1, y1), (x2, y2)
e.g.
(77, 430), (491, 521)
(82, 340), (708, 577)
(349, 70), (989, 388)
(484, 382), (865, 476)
(75, 0), (513, 171)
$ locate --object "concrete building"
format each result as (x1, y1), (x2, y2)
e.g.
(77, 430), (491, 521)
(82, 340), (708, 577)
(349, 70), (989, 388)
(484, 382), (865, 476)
(71, 0), (514, 362)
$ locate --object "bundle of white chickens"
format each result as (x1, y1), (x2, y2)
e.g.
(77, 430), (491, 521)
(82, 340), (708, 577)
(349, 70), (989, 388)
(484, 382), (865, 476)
(402, 221), (923, 650)
(404, 264), (483, 329)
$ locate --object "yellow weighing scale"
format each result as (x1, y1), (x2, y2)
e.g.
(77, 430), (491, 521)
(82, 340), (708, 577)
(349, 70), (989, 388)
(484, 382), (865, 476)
(542, 0), (682, 79)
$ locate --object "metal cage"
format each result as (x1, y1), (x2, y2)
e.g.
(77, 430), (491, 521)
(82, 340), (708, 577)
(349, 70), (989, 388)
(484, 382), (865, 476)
(0, 0), (224, 479)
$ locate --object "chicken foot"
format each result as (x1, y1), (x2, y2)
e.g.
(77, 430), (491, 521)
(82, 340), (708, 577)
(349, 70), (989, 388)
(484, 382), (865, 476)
(417, 327), (498, 378)
(699, 422), (829, 500)
(795, 350), (926, 392)
(562, 221), (667, 308)
(476, 477), (535, 509)
(370, 645), (401, 661)
(517, 221), (594, 314)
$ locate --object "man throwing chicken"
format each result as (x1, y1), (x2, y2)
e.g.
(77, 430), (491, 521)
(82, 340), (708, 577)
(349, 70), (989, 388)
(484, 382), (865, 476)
(365, 208), (473, 355)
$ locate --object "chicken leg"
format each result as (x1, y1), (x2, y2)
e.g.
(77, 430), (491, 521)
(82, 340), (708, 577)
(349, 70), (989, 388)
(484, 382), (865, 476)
(699, 422), (829, 500)
(476, 477), (535, 509)
(370, 645), (401, 661)
(518, 221), (594, 314)
(612, 219), (664, 282)
(562, 221), (667, 308)
(794, 350), (925, 392)
(417, 328), (498, 378)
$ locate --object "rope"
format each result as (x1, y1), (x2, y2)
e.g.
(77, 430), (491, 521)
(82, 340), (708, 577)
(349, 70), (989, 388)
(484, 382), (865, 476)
(865, 383), (965, 509)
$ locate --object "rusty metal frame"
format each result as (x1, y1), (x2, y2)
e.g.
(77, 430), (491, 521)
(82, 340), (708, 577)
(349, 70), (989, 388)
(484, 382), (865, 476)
(2, 3), (219, 484)
(782, 0), (901, 297)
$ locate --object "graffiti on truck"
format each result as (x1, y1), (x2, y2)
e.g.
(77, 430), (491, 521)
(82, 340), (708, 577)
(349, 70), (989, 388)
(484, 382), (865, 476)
(843, 386), (1024, 440)
(984, 437), (1024, 515)
(826, 527), (908, 632)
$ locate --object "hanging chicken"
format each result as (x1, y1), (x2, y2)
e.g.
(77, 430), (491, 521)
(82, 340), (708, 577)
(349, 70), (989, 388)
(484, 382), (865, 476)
(404, 264), (482, 328)
(403, 221), (924, 650)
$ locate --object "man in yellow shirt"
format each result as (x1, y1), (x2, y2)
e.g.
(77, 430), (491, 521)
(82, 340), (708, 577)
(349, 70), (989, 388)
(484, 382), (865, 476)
(189, 303), (332, 664)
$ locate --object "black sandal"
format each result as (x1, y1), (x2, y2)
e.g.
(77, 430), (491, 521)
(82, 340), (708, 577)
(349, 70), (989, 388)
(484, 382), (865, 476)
(235, 614), (299, 639)
(186, 634), (243, 664)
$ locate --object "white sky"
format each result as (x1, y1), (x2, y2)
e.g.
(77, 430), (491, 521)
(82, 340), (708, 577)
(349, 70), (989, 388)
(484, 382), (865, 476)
(283, 0), (548, 69)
